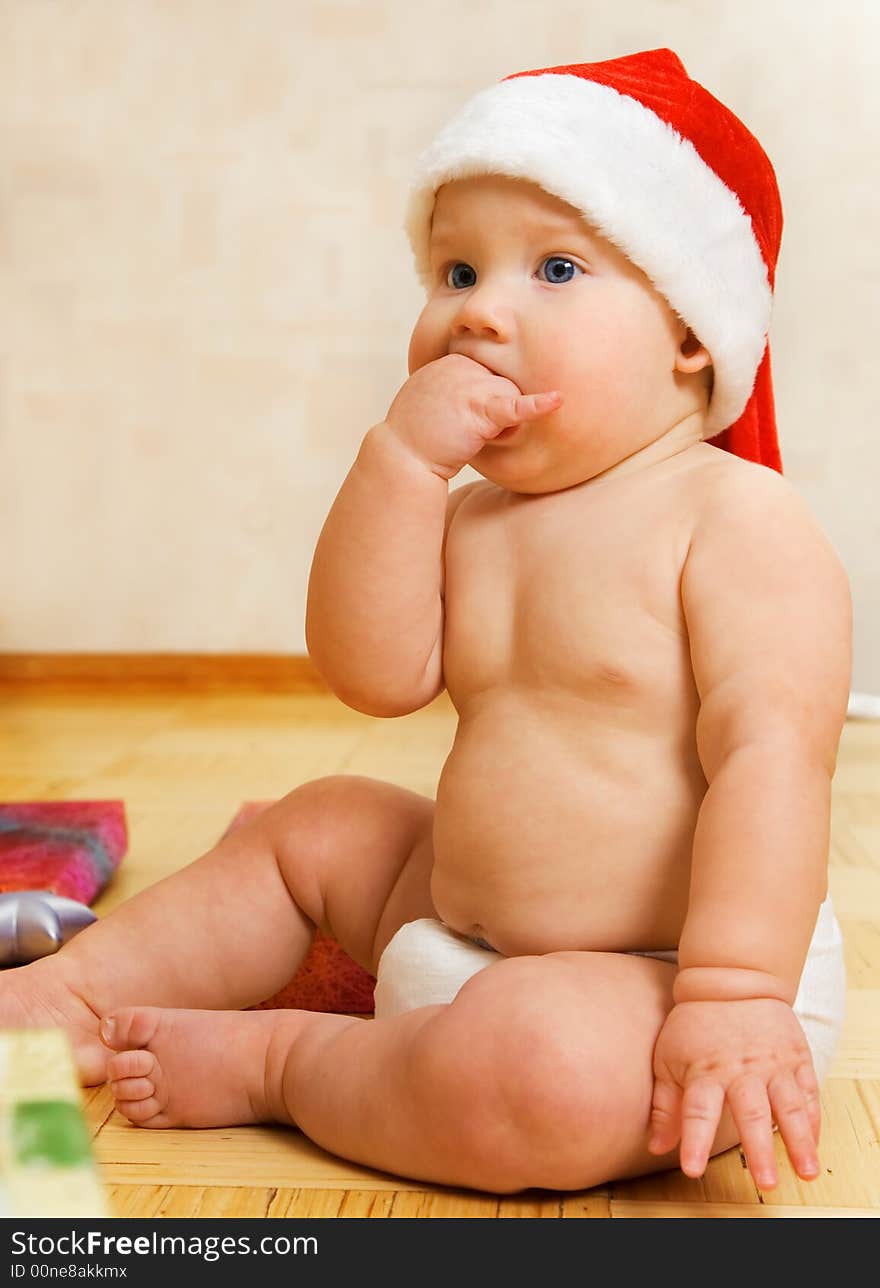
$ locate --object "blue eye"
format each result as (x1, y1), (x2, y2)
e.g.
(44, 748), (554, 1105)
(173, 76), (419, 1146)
(540, 256), (582, 284)
(446, 262), (477, 289)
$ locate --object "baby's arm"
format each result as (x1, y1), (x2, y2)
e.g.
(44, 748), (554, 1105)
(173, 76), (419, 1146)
(306, 419), (449, 716)
(650, 466), (852, 1185)
(306, 355), (560, 715)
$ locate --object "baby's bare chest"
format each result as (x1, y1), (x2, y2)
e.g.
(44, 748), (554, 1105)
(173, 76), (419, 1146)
(442, 476), (699, 710)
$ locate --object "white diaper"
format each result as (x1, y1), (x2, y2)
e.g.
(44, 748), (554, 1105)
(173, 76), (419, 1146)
(373, 895), (846, 1084)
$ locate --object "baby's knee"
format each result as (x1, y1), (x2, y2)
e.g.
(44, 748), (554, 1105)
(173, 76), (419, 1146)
(264, 775), (361, 828)
(232, 776), (361, 910)
(410, 959), (613, 1191)
(462, 957), (607, 1121)
(252, 774), (369, 863)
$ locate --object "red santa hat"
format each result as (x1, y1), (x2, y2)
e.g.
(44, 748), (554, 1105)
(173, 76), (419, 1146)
(404, 49), (784, 472)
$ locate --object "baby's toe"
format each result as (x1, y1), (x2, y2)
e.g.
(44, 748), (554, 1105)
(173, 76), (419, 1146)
(107, 1048), (155, 1082)
(101, 1006), (162, 1052)
(114, 1092), (165, 1126)
(109, 1075), (155, 1103)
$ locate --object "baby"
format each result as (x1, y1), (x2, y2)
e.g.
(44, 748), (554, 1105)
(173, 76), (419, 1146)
(0, 50), (852, 1196)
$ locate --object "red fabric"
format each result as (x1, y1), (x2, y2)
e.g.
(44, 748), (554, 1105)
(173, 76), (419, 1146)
(223, 802), (376, 1015)
(249, 929), (376, 1015)
(508, 51), (782, 289)
(0, 801), (127, 904)
(705, 344), (782, 474)
(506, 50), (784, 475)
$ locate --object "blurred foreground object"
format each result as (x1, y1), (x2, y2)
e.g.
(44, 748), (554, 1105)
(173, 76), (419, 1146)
(0, 1029), (108, 1217)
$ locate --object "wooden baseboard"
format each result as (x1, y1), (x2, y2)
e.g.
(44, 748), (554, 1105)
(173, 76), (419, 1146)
(0, 653), (330, 692)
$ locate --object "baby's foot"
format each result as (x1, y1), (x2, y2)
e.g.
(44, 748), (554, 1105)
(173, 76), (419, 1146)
(101, 1006), (307, 1129)
(0, 958), (108, 1085)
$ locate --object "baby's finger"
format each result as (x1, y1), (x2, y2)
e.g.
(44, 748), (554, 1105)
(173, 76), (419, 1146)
(648, 1078), (683, 1156)
(483, 390), (562, 430)
(768, 1072), (820, 1181)
(678, 1078), (725, 1177)
(794, 1059), (822, 1146)
(726, 1076), (777, 1190)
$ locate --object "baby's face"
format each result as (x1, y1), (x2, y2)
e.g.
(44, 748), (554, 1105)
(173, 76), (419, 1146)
(408, 175), (710, 493)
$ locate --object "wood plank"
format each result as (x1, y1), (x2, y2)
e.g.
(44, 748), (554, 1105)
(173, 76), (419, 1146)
(0, 695), (185, 776)
(611, 1143), (760, 1206)
(391, 1191), (500, 1217)
(93, 1114), (428, 1191)
(611, 1200), (877, 1218)
(831, 869), (880, 923)
(82, 1084), (117, 1136)
(496, 1195), (564, 1218)
(337, 1191), (396, 1218)
(157, 1186), (279, 1218)
(561, 1192), (613, 1217)
(267, 1189), (345, 1218)
(828, 993), (880, 1078)
(104, 1185), (172, 1218)
(830, 822), (880, 872)
(832, 794), (880, 826)
(839, 922), (880, 986)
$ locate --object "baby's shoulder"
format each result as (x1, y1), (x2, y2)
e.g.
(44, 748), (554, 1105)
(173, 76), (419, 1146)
(687, 446), (850, 592)
(692, 446), (820, 539)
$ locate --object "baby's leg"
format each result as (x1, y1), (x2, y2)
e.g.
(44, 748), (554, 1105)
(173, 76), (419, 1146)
(103, 1006), (349, 1129)
(0, 776), (436, 1083)
(103, 951), (740, 1192)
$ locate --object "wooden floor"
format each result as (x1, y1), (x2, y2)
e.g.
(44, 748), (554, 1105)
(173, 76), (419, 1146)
(2, 682), (878, 1218)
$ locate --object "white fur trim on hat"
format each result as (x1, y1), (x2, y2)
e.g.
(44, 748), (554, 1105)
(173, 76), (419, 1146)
(404, 74), (773, 435)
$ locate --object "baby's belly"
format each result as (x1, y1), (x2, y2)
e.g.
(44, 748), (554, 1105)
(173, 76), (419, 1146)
(430, 692), (706, 956)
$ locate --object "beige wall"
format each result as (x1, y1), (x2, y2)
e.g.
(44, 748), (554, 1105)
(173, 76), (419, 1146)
(1, 0), (877, 690)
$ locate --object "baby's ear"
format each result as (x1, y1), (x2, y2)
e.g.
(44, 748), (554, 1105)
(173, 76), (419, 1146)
(676, 327), (712, 375)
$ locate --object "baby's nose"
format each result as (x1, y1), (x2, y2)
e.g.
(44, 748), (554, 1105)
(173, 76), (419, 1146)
(451, 290), (513, 341)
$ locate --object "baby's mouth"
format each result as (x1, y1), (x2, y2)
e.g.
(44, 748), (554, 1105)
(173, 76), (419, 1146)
(450, 349), (512, 383)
